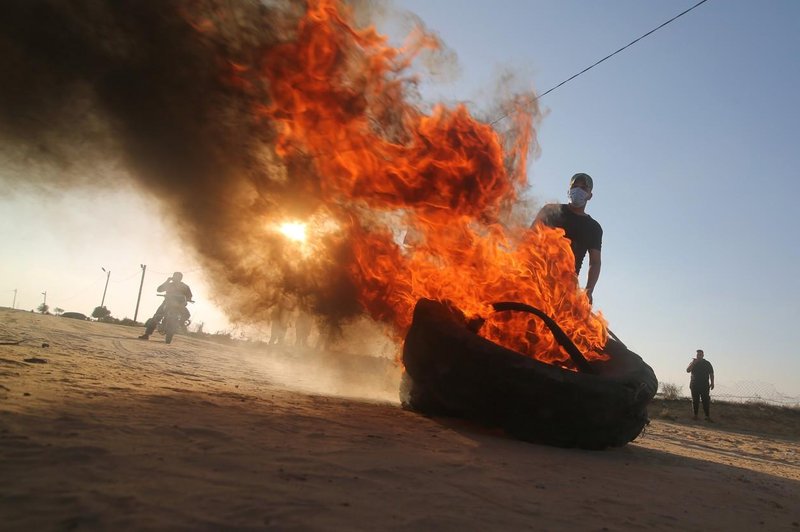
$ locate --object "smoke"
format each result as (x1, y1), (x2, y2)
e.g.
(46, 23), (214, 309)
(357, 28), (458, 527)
(0, 0), (540, 341)
(0, 0), (357, 323)
(242, 315), (403, 403)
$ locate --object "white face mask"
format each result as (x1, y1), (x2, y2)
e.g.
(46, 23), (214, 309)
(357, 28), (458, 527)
(568, 187), (590, 207)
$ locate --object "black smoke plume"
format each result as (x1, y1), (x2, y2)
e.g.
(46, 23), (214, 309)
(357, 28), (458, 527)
(0, 0), (361, 324)
(0, 0), (538, 338)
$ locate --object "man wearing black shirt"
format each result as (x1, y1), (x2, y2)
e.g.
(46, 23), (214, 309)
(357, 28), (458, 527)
(687, 349), (715, 421)
(534, 173), (603, 303)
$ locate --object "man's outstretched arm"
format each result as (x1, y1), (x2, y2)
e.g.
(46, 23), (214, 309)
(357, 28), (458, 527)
(532, 203), (558, 228)
(586, 248), (601, 303)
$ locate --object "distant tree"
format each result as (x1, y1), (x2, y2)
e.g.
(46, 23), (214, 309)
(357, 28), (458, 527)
(91, 306), (111, 320)
(660, 382), (683, 400)
(37, 303), (49, 314)
(53, 307), (64, 316)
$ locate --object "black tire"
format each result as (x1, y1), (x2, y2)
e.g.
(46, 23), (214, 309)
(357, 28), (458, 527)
(402, 298), (658, 449)
(164, 315), (178, 345)
(400, 372), (454, 416)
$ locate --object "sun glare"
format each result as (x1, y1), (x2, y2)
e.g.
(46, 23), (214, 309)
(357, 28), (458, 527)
(279, 222), (307, 242)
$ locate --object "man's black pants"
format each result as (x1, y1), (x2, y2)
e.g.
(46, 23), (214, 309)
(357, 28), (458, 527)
(690, 384), (711, 417)
(144, 302), (189, 336)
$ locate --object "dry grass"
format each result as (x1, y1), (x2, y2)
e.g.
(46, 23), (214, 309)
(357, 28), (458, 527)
(659, 382), (683, 400)
(649, 397), (800, 441)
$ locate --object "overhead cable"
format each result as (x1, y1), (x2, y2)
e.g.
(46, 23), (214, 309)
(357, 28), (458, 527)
(491, 0), (712, 125)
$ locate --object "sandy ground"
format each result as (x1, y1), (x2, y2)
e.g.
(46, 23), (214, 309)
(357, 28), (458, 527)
(1, 308), (798, 531)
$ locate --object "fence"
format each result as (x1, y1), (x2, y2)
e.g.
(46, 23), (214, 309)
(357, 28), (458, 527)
(658, 380), (799, 407)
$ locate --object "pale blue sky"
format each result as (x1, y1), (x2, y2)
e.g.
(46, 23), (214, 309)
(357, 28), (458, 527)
(2, 0), (798, 396)
(0, 189), (233, 335)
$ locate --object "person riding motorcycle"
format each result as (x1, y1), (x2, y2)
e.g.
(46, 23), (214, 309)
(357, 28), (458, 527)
(138, 272), (193, 340)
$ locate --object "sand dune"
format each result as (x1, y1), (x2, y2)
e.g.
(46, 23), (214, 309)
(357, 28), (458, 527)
(1, 308), (797, 530)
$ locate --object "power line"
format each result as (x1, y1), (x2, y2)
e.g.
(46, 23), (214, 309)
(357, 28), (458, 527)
(148, 267), (203, 275)
(56, 279), (105, 304)
(109, 270), (141, 284)
(491, 0), (712, 125)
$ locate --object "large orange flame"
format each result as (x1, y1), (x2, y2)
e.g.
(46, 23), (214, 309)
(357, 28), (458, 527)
(251, 0), (607, 366)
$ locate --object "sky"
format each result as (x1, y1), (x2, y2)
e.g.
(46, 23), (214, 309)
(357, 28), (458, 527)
(2, 0), (798, 398)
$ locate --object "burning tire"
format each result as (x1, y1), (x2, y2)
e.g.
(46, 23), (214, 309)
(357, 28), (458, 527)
(401, 298), (658, 449)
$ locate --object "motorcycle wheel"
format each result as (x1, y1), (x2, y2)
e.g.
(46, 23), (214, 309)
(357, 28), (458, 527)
(164, 316), (178, 344)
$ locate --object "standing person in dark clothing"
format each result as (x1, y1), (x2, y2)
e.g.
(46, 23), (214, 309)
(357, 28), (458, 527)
(534, 173), (603, 303)
(687, 349), (715, 421)
(268, 303), (288, 347)
(138, 272), (193, 340)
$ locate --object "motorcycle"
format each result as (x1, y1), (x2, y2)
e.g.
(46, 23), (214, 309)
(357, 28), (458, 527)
(153, 293), (193, 344)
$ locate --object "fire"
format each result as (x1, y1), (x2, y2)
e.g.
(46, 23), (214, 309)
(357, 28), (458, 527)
(231, 0), (608, 366)
(279, 222), (307, 243)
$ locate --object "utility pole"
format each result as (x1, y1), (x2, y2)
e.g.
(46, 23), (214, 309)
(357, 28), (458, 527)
(41, 291), (47, 306)
(12, 289), (16, 309)
(133, 264), (147, 323)
(100, 267), (111, 308)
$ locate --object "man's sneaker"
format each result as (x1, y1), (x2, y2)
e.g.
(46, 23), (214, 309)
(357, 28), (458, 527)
(138, 334), (150, 340)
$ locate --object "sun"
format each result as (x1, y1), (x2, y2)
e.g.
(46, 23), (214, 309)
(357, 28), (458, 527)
(279, 222), (307, 243)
